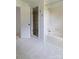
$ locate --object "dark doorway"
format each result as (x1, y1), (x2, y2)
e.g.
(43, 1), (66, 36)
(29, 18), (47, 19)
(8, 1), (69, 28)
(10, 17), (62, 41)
(33, 7), (38, 37)
(16, 7), (21, 37)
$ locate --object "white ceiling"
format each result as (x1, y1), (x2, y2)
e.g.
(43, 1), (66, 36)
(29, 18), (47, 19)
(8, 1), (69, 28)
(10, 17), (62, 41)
(22, 0), (40, 7)
(45, 0), (62, 4)
(47, 1), (63, 10)
(21, 0), (63, 7)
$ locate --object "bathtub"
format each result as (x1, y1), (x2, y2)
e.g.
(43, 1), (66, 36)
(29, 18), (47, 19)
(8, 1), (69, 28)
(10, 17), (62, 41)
(46, 34), (63, 48)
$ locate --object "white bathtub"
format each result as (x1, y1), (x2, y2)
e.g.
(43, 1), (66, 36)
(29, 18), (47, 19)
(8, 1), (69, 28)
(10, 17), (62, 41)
(46, 35), (63, 48)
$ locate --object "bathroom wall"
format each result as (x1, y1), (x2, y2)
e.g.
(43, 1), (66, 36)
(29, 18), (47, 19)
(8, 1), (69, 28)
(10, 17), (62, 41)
(44, 1), (63, 40)
(38, 0), (44, 40)
(16, 0), (31, 38)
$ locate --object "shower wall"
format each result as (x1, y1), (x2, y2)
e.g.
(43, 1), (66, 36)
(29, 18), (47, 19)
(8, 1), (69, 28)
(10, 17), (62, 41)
(44, 1), (63, 40)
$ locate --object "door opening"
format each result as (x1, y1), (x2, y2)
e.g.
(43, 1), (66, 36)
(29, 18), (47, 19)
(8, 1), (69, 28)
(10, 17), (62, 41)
(33, 7), (38, 37)
(16, 7), (21, 37)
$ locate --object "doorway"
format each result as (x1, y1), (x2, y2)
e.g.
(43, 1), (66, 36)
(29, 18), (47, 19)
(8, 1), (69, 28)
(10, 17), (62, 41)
(16, 7), (21, 37)
(33, 7), (39, 37)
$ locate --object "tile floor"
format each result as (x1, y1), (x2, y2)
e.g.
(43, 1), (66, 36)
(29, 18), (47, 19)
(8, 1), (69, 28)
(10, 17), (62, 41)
(16, 37), (63, 59)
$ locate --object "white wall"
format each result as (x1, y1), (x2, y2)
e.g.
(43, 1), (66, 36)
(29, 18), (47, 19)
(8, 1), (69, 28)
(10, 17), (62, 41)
(16, 0), (31, 38)
(44, 1), (63, 40)
(38, 0), (44, 40)
(16, 0), (45, 40)
(49, 6), (63, 37)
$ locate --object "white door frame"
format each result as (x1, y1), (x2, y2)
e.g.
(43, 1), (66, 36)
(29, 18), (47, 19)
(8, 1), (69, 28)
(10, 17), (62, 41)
(30, 6), (44, 40)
